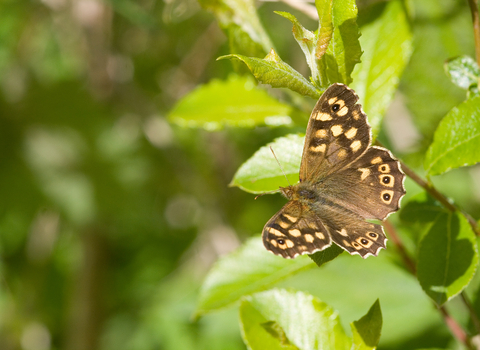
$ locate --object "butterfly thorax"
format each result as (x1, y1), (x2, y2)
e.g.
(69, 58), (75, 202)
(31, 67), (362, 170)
(279, 182), (317, 203)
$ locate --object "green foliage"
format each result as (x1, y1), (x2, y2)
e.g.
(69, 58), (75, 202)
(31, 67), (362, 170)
(351, 299), (382, 350)
(445, 55), (480, 93)
(417, 211), (478, 305)
(218, 51), (320, 99)
(3, 0), (480, 349)
(239, 289), (353, 350)
(230, 134), (303, 193)
(424, 94), (480, 176)
(196, 237), (315, 316)
(168, 75), (292, 130)
(351, 0), (412, 136)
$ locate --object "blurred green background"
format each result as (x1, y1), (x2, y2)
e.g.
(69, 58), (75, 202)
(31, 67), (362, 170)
(0, 0), (478, 349)
(0, 1), (299, 349)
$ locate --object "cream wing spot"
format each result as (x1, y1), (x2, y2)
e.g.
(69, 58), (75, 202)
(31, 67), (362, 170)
(337, 106), (349, 116)
(285, 240), (295, 248)
(331, 125), (343, 137)
(310, 144), (326, 153)
(267, 227), (284, 237)
(283, 214), (298, 223)
(358, 168), (371, 181)
(381, 190), (394, 204)
(345, 127), (357, 139)
(343, 240), (352, 247)
(368, 232), (378, 241)
(337, 149), (347, 159)
(270, 239), (278, 247)
(328, 97), (338, 105)
(350, 140), (362, 153)
(289, 229), (302, 237)
(338, 228), (348, 237)
(315, 129), (328, 138)
(314, 112), (333, 121)
(304, 234), (314, 243)
(371, 157), (382, 164)
(357, 237), (373, 248)
(278, 220), (290, 229)
(379, 174), (394, 187)
(315, 232), (325, 240)
(379, 164), (391, 173)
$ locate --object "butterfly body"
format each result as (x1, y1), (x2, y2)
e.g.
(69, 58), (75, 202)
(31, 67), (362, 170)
(262, 83), (406, 259)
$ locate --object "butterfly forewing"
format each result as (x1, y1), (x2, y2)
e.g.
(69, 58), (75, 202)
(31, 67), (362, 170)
(300, 84), (371, 182)
(262, 200), (332, 259)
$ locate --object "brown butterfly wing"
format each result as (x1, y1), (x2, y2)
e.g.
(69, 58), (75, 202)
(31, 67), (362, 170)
(299, 83), (371, 182)
(262, 200), (332, 259)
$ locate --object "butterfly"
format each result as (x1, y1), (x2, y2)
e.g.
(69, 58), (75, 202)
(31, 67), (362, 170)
(262, 83), (406, 258)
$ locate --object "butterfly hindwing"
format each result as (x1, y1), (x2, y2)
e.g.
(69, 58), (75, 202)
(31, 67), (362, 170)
(328, 220), (387, 258)
(262, 201), (332, 259)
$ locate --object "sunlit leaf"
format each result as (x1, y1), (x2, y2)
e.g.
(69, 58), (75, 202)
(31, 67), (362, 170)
(219, 51), (320, 99)
(240, 289), (352, 350)
(275, 11), (320, 85)
(445, 55), (480, 90)
(401, 0), (473, 138)
(168, 75), (292, 130)
(417, 211), (478, 305)
(424, 95), (480, 176)
(230, 134), (303, 193)
(317, 0), (362, 86)
(198, 0), (273, 55)
(351, 0), (412, 136)
(195, 237), (315, 317)
(315, 0), (333, 61)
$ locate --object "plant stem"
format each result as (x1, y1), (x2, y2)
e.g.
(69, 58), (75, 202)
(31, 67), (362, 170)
(440, 306), (474, 349)
(467, 0), (480, 68)
(400, 161), (479, 236)
(383, 219), (416, 274)
(462, 292), (480, 335)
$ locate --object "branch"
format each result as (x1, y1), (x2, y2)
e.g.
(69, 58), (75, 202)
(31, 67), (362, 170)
(383, 219), (416, 274)
(467, 0), (480, 68)
(440, 306), (474, 349)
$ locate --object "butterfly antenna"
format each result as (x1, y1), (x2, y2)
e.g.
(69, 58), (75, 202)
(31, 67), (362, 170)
(270, 146), (292, 187)
(254, 147), (291, 200)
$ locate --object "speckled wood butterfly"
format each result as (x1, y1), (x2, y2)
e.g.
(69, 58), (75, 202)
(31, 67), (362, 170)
(263, 83), (406, 258)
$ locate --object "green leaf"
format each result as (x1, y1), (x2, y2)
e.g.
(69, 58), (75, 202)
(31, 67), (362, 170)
(168, 75), (292, 130)
(401, 1), (473, 138)
(445, 55), (480, 90)
(240, 289), (352, 350)
(195, 237), (315, 317)
(240, 301), (299, 350)
(219, 51), (320, 99)
(198, 0), (273, 55)
(230, 134), (303, 193)
(400, 192), (446, 224)
(315, 0), (334, 61)
(424, 95), (480, 176)
(417, 211), (478, 306)
(351, 299), (382, 350)
(317, 0), (362, 86)
(351, 0), (412, 136)
(274, 11), (321, 85)
(309, 244), (343, 267)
